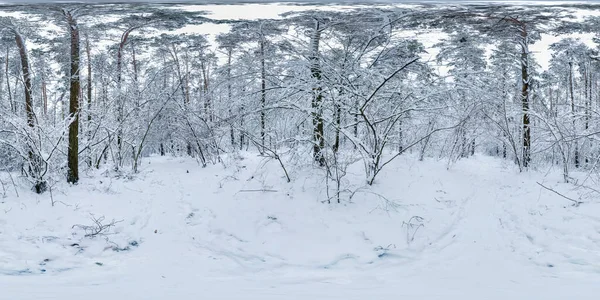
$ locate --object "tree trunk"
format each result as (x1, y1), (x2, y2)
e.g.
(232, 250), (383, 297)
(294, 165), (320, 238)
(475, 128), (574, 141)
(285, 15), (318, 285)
(116, 36), (124, 169)
(131, 40), (139, 83)
(200, 59), (211, 120)
(227, 47), (235, 148)
(333, 100), (341, 153)
(85, 33), (93, 167)
(240, 82), (245, 151)
(41, 71), (48, 116)
(115, 27), (136, 169)
(15, 28), (46, 193)
(520, 24), (531, 169)
(65, 10), (80, 184)
(170, 44), (187, 105)
(584, 63), (590, 165)
(260, 38), (266, 149)
(131, 40), (141, 109)
(0, 57), (3, 112)
(310, 21), (325, 166)
(183, 49), (190, 107)
(6, 46), (13, 114)
(569, 61), (579, 168)
(333, 70), (344, 153)
(353, 96), (359, 140)
(14, 31), (34, 128)
(398, 118), (403, 153)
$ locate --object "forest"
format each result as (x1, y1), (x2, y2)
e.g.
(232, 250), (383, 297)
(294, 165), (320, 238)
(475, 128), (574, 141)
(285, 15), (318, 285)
(0, 3), (598, 193)
(2, 2), (600, 299)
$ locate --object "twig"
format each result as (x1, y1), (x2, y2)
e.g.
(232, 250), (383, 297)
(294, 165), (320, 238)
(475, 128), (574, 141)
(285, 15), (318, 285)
(8, 172), (18, 198)
(72, 214), (123, 238)
(573, 181), (600, 196)
(238, 189), (278, 193)
(536, 182), (583, 207)
(49, 184), (55, 207)
(0, 177), (7, 198)
(403, 216), (425, 244)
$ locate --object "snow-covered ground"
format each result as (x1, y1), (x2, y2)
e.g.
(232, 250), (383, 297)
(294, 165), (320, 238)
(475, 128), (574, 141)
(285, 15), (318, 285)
(1, 153), (600, 299)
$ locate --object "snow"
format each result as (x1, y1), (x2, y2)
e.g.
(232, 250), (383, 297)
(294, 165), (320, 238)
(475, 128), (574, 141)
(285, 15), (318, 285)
(166, 3), (599, 71)
(2, 153), (600, 299)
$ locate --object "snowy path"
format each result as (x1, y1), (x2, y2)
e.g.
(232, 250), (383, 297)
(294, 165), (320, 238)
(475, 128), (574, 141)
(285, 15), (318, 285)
(412, 167), (533, 288)
(2, 155), (600, 299)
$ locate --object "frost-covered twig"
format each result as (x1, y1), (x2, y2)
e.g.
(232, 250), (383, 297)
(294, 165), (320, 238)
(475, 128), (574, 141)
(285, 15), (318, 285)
(536, 182), (583, 207)
(403, 216), (425, 245)
(72, 214), (123, 238)
(351, 187), (402, 214)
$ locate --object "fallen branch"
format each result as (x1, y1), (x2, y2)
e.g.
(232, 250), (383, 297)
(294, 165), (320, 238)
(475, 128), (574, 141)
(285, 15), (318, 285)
(72, 214), (123, 238)
(536, 182), (583, 207)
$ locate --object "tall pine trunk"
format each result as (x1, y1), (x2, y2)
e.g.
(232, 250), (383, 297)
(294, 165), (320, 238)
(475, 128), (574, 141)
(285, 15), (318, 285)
(569, 61), (579, 168)
(15, 28), (46, 193)
(65, 10), (80, 184)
